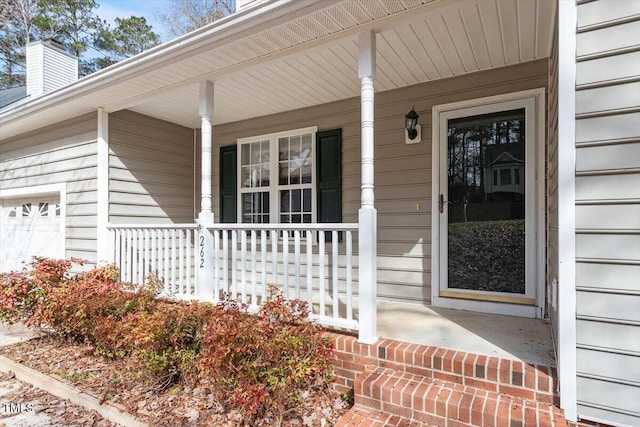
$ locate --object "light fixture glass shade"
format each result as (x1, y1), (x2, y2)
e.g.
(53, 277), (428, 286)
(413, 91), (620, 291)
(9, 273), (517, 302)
(405, 107), (419, 139)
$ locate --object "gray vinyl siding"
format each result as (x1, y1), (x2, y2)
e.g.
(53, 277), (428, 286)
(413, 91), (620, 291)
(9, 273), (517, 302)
(547, 4), (560, 344)
(108, 110), (195, 224)
(0, 113), (98, 263)
(210, 59), (548, 304)
(575, 1), (640, 425)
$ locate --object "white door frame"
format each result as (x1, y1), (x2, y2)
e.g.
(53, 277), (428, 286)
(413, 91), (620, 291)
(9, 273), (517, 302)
(431, 88), (546, 318)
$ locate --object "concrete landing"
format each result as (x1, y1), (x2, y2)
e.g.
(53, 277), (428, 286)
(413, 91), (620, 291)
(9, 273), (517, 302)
(377, 302), (555, 366)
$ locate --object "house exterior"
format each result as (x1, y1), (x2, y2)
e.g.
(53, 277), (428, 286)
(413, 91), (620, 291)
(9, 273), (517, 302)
(0, 0), (638, 425)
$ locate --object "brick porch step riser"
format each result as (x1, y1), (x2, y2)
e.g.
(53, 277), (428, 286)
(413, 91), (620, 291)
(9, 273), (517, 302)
(354, 367), (567, 427)
(326, 333), (558, 405)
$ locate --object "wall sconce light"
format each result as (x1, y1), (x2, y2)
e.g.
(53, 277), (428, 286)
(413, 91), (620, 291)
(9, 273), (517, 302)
(404, 107), (421, 144)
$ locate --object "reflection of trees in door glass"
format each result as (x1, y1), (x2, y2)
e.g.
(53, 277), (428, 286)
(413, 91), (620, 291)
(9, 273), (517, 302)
(447, 109), (526, 294)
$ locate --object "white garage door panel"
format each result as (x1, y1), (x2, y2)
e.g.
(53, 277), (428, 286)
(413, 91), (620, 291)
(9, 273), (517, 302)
(0, 196), (64, 273)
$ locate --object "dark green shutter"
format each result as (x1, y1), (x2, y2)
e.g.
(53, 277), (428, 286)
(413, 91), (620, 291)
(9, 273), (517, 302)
(316, 129), (342, 240)
(219, 145), (237, 223)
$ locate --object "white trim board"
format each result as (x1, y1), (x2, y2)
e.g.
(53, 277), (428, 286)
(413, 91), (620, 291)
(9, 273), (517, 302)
(431, 88), (546, 319)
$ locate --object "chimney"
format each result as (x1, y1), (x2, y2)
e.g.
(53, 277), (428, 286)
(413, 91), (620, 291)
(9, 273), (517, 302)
(26, 39), (78, 98)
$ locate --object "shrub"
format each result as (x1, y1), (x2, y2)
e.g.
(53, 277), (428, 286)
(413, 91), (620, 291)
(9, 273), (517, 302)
(0, 258), (75, 325)
(120, 300), (215, 387)
(200, 293), (334, 424)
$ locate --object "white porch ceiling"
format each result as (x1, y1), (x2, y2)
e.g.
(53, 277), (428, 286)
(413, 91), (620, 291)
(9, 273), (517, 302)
(127, 0), (555, 129)
(0, 0), (556, 139)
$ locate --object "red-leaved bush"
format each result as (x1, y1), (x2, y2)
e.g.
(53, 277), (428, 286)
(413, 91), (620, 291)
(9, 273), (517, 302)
(1, 258), (336, 423)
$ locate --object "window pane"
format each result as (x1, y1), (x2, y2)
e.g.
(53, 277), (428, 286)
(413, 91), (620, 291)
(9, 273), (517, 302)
(289, 135), (301, 159)
(301, 134), (312, 156)
(291, 189), (301, 212)
(280, 190), (290, 213)
(39, 202), (48, 217)
(514, 168), (520, 185)
(241, 166), (251, 188)
(279, 137), (289, 161)
(242, 192), (269, 223)
(22, 203), (31, 217)
(261, 141), (270, 164)
(279, 162), (289, 185)
(303, 214), (311, 223)
(241, 144), (250, 165)
(301, 162), (312, 184)
(303, 189), (311, 212)
(500, 168), (512, 185)
(291, 214), (302, 223)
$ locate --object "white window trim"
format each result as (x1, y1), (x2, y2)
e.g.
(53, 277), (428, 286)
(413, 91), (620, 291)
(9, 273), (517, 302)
(237, 126), (318, 224)
(431, 88), (546, 319)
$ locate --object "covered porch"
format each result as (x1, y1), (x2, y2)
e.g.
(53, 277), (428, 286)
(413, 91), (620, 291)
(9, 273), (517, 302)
(98, 0), (556, 361)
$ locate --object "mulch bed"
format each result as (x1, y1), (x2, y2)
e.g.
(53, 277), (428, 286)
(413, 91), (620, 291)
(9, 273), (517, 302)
(0, 335), (350, 426)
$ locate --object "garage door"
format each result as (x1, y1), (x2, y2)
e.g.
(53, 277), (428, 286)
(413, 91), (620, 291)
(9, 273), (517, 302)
(0, 195), (64, 273)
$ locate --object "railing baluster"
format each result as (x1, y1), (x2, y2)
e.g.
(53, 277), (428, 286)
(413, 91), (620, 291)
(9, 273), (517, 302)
(231, 230), (237, 299)
(151, 229), (157, 278)
(346, 230), (353, 321)
(144, 228), (150, 280)
(223, 229), (229, 295)
(213, 228), (220, 302)
(171, 229), (177, 295)
(251, 230), (257, 306)
(162, 230), (171, 294)
(241, 230), (247, 304)
(179, 230), (185, 296)
(186, 229), (192, 297)
(294, 229), (300, 300)
(283, 230), (289, 299)
(271, 229), (277, 290)
(319, 230), (325, 317)
(261, 230), (267, 303)
(306, 230), (312, 311)
(332, 230), (339, 320)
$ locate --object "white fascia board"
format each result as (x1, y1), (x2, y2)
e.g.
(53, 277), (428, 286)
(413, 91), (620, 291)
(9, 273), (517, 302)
(0, 0), (341, 127)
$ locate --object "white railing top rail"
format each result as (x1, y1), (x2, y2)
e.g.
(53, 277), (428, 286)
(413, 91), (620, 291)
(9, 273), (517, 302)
(108, 223), (358, 231)
(207, 223), (358, 231)
(107, 223), (198, 230)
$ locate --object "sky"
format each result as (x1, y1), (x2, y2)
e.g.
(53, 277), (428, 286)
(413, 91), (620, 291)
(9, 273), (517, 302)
(96, 0), (175, 42)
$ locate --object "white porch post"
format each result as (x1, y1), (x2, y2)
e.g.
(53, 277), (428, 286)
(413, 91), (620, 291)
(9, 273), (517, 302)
(358, 31), (377, 344)
(197, 80), (215, 301)
(96, 108), (110, 263)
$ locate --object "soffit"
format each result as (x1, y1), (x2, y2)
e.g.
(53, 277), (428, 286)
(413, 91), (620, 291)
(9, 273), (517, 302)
(0, 0), (555, 139)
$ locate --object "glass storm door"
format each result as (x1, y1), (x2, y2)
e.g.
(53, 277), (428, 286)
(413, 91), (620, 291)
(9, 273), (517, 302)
(437, 95), (539, 311)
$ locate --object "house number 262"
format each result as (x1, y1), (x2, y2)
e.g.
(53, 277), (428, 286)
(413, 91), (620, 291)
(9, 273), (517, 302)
(199, 235), (205, 268)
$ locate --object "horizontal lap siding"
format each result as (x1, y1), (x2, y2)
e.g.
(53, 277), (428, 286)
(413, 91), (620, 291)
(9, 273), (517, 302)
(0, 113), (98, 263)
(575, 1), (640, 424)
(109, 110), (194, 224)
(210, 59), (548, 304)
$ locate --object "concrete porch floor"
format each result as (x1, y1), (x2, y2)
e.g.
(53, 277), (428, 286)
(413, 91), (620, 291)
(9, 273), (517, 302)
(377, 301), (556, 366)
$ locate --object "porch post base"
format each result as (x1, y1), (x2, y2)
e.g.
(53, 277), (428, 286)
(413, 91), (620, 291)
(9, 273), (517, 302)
(197, 212), (215, 302)
(358, 207), (377, 344)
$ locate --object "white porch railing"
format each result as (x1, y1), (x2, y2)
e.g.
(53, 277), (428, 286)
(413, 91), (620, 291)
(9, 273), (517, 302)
(107, 223), (359, 332)
(109, 224), (198, 299)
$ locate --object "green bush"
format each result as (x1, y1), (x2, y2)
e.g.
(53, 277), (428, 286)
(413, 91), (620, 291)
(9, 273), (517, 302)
(121, 300), (215, 386)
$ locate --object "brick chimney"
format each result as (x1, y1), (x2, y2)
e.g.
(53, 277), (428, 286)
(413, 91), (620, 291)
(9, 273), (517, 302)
(26, 39), (78, 98)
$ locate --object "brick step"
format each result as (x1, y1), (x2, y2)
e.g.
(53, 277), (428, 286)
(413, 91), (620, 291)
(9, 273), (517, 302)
(335, 407), (423, 427)
(352, 367), (568, 427)
(328, 333), (559, 405)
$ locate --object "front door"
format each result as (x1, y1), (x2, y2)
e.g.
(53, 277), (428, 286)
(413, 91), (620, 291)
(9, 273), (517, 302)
(432, 90), (544, 318)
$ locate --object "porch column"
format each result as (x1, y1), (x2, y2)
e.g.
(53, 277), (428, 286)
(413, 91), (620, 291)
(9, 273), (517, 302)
(358, 31), (377, 344)
(96, 108), (110, 263)
(197, 80), (215, 301)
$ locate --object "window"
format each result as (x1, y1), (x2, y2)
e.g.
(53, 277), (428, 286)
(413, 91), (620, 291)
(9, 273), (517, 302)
(500, 168), (512, 185)
(238, 127), (316, 224)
